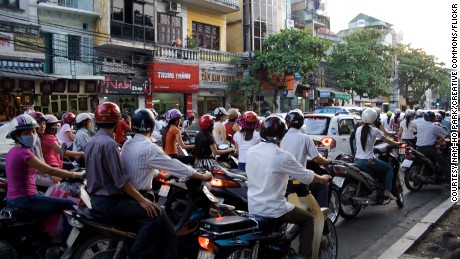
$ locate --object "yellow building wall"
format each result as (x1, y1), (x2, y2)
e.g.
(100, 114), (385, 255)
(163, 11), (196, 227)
(226, 0), (243, 54)
(187, 9), (227, 51)
(93, 0), (110, 46)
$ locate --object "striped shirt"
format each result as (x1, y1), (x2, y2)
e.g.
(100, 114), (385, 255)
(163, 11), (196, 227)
(121, 134), (195, 190)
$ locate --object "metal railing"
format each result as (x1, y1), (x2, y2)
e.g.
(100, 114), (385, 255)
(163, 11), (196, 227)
(211, 0), (239, 8)
(153, 45), (238, 63)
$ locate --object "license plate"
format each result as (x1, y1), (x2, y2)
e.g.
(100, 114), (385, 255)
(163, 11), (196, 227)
(66, 227), (80, 248)
(332, 176), (345, 188)
(401, 159), (413, 168)
(399, 148), (405, 154)
(158, 185), (170, 197)
(198, 250), (215, 259)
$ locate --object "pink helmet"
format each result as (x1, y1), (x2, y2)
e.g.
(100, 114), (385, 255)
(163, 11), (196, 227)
(166, 109), (182, 121)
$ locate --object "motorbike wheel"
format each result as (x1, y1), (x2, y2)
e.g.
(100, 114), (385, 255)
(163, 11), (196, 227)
(72, 235), (119, 259)
(0, 240), (17, 259)
(219, 248), (253, 259)
(328, 188), (340, 225)
(338, 181), (362, 219)
(404, 165), (424, 192)
(393, 179), (404, 208)
(318, 219), (338, 259)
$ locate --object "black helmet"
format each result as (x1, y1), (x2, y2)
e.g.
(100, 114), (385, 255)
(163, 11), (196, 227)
(423, 111), (436, 122)
(260, 115), (287, 144)
(132, 109), (155, 132)
(285, 109), (304, 129)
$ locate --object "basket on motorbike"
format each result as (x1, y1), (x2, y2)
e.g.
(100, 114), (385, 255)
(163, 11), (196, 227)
(200, 215), (258, 239)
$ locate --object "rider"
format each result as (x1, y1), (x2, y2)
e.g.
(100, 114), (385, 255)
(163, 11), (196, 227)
(413, 109), (425, 125)
(390, 109), (402, 132)
(281, 110), (332, 207)
(246, 115), (331, 259)
(84, 102), (176, 258)
(57, 112), (76, 150)
(121, 109), (212, 197)
(354, 108), (400, 200)
(415, 111), (451, 181)
(232, 111), (261, 171)
(213, 107), (229, 145)
(399, 109), (417, 147)
(73, 113), (93, 165)
(224, 108), (241, 145)
(162, 109), (195, 164)
(114, 114), (131, 145)
(194, 114), (234, 169)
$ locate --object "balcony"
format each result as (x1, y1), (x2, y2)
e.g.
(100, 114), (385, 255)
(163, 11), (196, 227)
(154, 45), (239, 63)
(174, 0), (239, 14)
(37, 0), (100, 18)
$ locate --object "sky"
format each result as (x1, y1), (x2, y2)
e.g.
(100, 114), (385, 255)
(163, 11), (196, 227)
(323, 0), (454, 67)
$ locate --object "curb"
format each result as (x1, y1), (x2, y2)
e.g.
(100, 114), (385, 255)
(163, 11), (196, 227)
(377, 198), (458, 259)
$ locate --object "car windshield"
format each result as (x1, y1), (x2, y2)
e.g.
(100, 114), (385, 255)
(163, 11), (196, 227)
(304, 117), (330, 135)
(185, 123), (200, 132)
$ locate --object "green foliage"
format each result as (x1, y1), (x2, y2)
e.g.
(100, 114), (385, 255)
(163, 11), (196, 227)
(251, 29), (331, 111)
(397, 45), (449, 108)
(226, 76), (261, 110)
(186, 35), (197, 49)
(327, 28), (392, 99)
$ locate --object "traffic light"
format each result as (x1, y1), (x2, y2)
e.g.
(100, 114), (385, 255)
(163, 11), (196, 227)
(436, 99), (440, 106)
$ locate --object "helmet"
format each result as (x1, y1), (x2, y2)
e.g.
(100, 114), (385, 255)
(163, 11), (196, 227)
(150, 109), (158, 118)
(395, 109), (401, 115)
(95, 102), (122, 124)
(259, 116), (287, 143)
(424, 111), (436, 121)
(415, 109), (424, 117)
(373, 107), (381, 114)
(227, 108), (239, 120)
(285, 109), (304, 129)
(198, 115), (214, 130)
(264, 111), (271, 117)
(188, 113), (195, 120)
(29, 111), (47, 123)
(45, 114), (61, 124)
(237, 111), (260, 130)
(435, 113), (443, 122)
(61, 112), (67, 120)
(386, 111), (393, 117)
(75, 113), (92, 124)
(404, 109), (414, 117)
(132, 109), (155, 132)
(361, 108), (378, 124)
(23, 108), (35, 114)
(166, 109), (182, 121)
(438, 111), (446, 119)
(9, 114), (40, 140)
(213, 107), (229, 116)
(63, 112), (76, 124)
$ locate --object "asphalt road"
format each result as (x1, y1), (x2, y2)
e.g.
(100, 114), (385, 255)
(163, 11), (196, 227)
(335, 184), (450, 259)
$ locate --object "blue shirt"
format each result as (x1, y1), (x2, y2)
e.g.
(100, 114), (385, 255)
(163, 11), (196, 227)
(415, 120), (448, 147)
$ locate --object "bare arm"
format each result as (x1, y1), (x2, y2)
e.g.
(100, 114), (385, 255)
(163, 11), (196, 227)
(65, 131), (75, 142)
(381, 135), (399, 146)
(210, 143), (233, 156)
(379, 124), (395, 136)
(175, 131), (194, 150)
(26, 156), (85, 179)
(312, 156), (332, 165)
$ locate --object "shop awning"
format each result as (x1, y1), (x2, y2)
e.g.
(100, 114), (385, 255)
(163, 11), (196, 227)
(0, 67), (55, 80)
(54, 75), (106, 80)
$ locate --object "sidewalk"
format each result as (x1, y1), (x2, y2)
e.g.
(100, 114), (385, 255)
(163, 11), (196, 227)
(377, 197), (458, 259)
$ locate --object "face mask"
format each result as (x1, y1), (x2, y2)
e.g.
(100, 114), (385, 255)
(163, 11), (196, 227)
(48, 127), (58, 135)
(19, 134), (37, 148)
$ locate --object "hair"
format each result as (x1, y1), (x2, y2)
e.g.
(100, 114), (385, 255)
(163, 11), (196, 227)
(96, 122), (117, 129)
(194, 125), (214, 160)
(405, 115), (412, 129)
(386, 116), (391, 125)
(240, 128), (255, 141)
(76, 119), (89, 130)
(215, 114), (224, 121)
(360, 124), (371, 151)
(161, 118), (180, 149)
(228, 117), (237, 123)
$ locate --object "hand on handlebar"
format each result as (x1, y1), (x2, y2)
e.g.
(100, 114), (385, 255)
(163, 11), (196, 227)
(320, 174), (332, 184)
(201, 171), (213, 181)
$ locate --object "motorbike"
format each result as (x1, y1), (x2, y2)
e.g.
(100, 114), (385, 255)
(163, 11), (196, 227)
(196, 180), (338, 259)
(332, 142), (404, 219)
(402, 138), (451, 192)
(63, 177), (236, 259)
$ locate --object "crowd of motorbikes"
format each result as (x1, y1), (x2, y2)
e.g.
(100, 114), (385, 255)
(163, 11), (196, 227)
(0, 126), (452, 259)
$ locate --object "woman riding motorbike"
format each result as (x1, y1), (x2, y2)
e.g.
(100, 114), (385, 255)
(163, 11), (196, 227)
(233, 111), (261, 171)
(162, 109), (195, 164)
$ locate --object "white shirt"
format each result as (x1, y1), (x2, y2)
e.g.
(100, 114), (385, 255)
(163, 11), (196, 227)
(154, 120), (166, 135)
(383, 115), (392, 131)
(246, 142), (315, 218)
(212, 121), (224, 144)
(399, 119), (417, 140)
(233, 131), (261, 163)
(415, 120), (448, 147)
(280, 128), (319, 167)
(57, 123), (74, 147)
(121, 134), (195, 190)
(355, 125), (384, 159)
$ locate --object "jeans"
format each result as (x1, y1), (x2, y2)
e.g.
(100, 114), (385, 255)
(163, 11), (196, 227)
(278, 207), (314, 259)
(6, 194), (76, 215)
(355, 158), (393, 191)
(169, 154), (195, 165)
(416, 145), (449, 180)
(91, 195), (177, 258)
(237, 162), (246, 171)
(310, 184), (329, 207)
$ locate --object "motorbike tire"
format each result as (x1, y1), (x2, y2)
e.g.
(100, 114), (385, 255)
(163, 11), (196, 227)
(338, 181), (362, 219)
(72, 235), (119, 259)
(318, 218), (338, 259)
(404, 165), (424, 192)
(218, 248), (253, 258)
(0, 240), (17, 259)
(328, 188), (340, 225)
(393, 179), (404, 208)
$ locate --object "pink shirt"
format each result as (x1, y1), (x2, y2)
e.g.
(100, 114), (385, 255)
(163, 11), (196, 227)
(41, 133), (63, 168)
(5, 147), (38, 199)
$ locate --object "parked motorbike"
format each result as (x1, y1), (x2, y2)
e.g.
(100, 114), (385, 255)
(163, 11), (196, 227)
(196, 180), (338, 259)
(332, 142), (404, 219)
(402, 139), (451, 192)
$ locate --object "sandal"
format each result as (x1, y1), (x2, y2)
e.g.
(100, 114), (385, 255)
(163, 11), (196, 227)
(384, 191), (397, 201)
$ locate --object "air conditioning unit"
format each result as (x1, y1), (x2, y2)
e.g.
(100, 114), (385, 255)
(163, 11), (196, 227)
(166, 2), (181, 14)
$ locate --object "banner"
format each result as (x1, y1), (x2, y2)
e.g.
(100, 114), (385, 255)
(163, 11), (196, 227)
(100, 76), (150, 95)
(149, 63), (199, 93)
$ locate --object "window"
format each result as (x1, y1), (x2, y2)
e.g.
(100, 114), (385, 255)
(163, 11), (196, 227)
(68, 35), (81, 60)
(110, 0), (155, 43)
(58, 0), (77, 8)
(192, 22), (219, 50)
(0, 0), (19, 9)
(304, 117), (331, 135)
(158, 13), (182, 45)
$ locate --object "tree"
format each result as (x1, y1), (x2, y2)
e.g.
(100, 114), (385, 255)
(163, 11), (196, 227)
(251, 29), (330, 112)
(397, 45), (449, 108)
(327, 28), (392, 101)
(226, 75), (262, 111)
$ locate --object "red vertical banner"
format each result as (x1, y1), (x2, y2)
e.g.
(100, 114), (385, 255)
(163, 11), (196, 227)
(186, 94), (193, 115)
(145, 95), (153, 109)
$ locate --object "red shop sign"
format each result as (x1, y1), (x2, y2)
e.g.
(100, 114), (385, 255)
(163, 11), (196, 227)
(149, 63), (199, 93)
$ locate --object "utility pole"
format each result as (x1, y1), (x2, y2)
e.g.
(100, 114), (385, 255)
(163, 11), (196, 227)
(391, 31), (400, 110)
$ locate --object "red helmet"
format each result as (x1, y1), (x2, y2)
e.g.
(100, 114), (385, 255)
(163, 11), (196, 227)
(243, 111), (258, 123)
(188, 113), (195, 120)
(63, 112), (76, 124)
(237, 111), (260, 130)
(29, 111), (47, 123)
(95, 102), (121, 124)
(198, 115), (214, 130)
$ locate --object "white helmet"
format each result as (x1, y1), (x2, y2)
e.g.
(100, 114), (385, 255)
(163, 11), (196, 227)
(45, 114), (61, 124)
(373, 107), (381, 114)
(405, 109), (415, 117)
(76, 113), (92, 124)
(415, 109), (424, 117)
(9, 114), (40, 140)
(361, 108), (378, 124)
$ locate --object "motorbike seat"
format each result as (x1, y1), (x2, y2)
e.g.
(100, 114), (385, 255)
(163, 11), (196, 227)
(1, 206), (40, 223)
(354, 164), (386, 183)
(250, 215), (283, 233)
(229, 169), (247, 177)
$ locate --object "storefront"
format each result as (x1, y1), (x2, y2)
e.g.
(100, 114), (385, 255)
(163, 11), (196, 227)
(149, 62), (199, 115)
(198, 64), (236, 115)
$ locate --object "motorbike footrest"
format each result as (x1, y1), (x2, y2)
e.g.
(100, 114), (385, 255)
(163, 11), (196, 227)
(351, 197), (376, 205)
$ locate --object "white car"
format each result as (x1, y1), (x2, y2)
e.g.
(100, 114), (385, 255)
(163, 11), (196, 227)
(303, 113), (357, 160)
(0, 122), (14, 175)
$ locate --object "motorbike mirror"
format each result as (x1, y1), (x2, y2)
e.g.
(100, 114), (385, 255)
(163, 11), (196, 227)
(217, 143), (230, 150)
(226, 134), (233, 141)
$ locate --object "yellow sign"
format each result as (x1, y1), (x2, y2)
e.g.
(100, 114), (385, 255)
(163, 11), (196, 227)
(14, 34), (44, 53)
